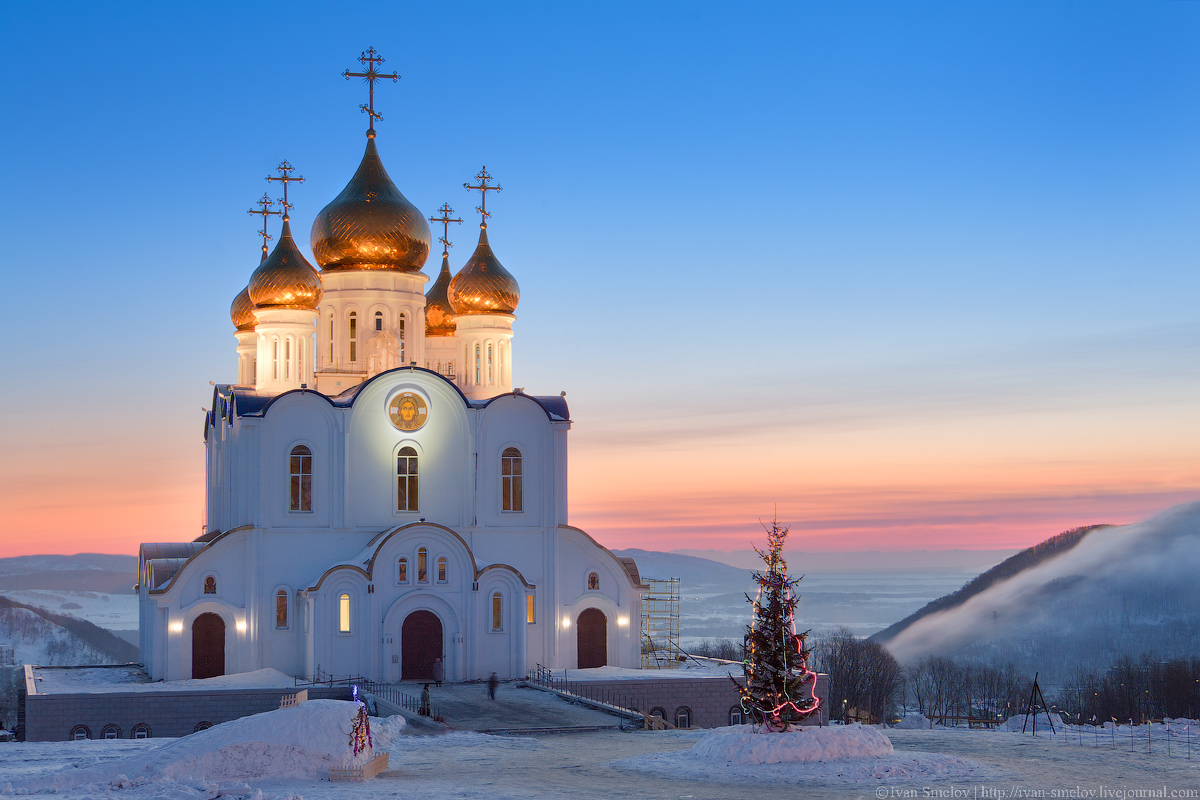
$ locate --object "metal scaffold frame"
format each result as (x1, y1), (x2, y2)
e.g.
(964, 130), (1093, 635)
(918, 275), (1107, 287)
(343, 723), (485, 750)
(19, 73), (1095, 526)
(640, 577), (681, 669)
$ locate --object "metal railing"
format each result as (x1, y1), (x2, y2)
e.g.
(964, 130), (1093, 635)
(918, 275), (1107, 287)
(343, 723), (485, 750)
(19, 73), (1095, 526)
(361, 680), (440, 721)
(524, 664), (643, 722)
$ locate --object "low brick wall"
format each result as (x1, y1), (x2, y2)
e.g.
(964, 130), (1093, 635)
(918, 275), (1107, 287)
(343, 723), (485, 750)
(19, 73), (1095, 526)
(24, 684), (349, 742)
(558, 673), (829, 729)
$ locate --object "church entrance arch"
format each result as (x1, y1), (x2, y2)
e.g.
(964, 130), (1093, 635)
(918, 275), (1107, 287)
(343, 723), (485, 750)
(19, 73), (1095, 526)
(192, 613), (226, 679)
(577, 607), (607, 669)
(401, 610), (443, 681)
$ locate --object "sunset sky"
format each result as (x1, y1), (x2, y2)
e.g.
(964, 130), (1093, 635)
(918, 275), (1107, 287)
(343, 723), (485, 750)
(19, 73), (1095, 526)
(1, 2), (1196, 557)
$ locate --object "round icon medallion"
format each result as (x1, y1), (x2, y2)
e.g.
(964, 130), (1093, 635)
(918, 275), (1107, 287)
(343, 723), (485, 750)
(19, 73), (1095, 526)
(388, 391), (428, 432)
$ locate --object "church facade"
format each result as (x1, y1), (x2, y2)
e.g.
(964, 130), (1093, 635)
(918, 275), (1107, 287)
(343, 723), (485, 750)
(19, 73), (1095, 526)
(137, 52), (645, 684)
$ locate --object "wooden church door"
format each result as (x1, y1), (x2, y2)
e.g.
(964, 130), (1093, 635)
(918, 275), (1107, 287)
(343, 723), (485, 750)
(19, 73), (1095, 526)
(576, 608), (607, 668)
(192, 613), (226, 679)
(401, 610), (443, 681)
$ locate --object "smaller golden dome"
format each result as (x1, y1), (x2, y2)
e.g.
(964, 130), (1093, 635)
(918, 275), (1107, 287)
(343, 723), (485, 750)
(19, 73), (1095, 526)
(248, 219), (323, 310)
(448, 224), (520, 316)
(230, 286), (256, 331)
(310, 136), (431, 272)
(425, 252), (457, 336)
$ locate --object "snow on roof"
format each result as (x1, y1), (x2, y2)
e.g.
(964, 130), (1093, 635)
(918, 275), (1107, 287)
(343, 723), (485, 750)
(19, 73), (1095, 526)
(31, 666), (300, 695)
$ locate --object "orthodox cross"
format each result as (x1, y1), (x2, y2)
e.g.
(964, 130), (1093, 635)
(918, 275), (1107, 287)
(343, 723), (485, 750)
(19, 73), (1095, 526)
(343, 47), (398, 130)
(246, 193), (280, 258)
(464, 166), (502, 222)
(428, 203), (462, 252)
(266, 161), (304, 220)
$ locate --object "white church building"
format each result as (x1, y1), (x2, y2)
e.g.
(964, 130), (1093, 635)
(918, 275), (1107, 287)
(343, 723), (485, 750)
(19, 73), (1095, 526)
(137, 56), (645, 684)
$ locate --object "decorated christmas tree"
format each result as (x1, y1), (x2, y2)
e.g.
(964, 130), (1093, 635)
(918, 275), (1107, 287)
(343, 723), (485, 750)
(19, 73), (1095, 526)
(732, 517), (821, 731)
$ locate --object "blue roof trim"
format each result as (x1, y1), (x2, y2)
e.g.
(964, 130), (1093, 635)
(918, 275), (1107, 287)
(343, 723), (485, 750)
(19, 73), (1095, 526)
(479, 391), (571, 422)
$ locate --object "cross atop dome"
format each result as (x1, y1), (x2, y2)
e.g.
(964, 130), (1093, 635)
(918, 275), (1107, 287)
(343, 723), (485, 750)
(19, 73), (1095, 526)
(246, 193), (280, 261)
(343, 47), (399, 137)
(464, 166), (502, 224)
(266, 161), (304, 221)
(429, 203), (462, 254)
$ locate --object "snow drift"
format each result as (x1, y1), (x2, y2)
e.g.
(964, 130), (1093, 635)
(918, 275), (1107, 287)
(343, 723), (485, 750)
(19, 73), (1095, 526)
(691, 724), (893, 764)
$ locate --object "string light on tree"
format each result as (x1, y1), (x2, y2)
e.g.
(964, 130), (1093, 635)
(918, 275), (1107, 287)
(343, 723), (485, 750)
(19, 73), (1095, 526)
(731, 516), (821, 732)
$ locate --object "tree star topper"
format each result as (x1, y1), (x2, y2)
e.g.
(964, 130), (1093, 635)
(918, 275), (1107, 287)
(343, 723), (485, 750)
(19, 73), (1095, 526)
(343, 47), (399, 132)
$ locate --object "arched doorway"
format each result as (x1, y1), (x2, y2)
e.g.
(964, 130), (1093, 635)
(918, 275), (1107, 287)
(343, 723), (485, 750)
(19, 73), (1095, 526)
(192, 613), (225, 679)
(577, 607), (607, 668)
(401, 610), (443, 681)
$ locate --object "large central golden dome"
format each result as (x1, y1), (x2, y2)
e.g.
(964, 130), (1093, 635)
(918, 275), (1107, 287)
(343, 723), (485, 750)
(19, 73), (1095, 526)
(310, 135), (431, 272)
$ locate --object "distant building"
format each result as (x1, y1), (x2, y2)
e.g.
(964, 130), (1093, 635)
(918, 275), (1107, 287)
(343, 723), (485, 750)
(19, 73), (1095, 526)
(137, 54), (645, 684)
(0, 646), (14, 667)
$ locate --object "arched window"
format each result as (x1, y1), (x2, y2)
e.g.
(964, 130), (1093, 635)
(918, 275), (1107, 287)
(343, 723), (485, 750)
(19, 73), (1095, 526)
(132, 723), (151, 739)
(648, 707), (666, 721)
(437, 557), (447, 583)
(491, 592), (503, 631)
(675, 707), (692, 729)
(194, 721), (212, 732)
(501, 447), (522, 512)
(272, 338), (279, 380)
(526, 594), (535, 624)
(275, 590), (288, 629)
(729, 707), (745, 726)
(204, 576), (216, 595)
(284, 338), (291, 380)
(374, 310), (383, 331)
(328, 313), (334, 362)
(397, 557), (408, 583)
(397, 446), (418, 511)
(399, 315), (406, 363)
(348, 312), (357, 362)
(447, 359), (455, 379)
(289, 445), (312, 512)
(500, 341), (506, 384)
(587, 572), (599, 591)
(298, 336), (305, 380)
(487, 343), (493, 383)
(70, 725), (90, 740)
(474, 343), (481, 384)
(338, 593), (351, 633)
(102, 724), (120, 740)
(417, 548), (428, 583)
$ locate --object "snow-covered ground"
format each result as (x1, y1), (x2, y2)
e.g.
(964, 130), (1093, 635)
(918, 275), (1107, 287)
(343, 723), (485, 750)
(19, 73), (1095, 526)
(0, 590), (138, 631)
(0, 701), (1196, 800)
(32, 666), (300, 694)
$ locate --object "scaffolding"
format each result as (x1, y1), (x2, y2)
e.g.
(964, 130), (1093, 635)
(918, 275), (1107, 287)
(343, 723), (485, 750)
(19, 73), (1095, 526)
(640, 578), (681, 669)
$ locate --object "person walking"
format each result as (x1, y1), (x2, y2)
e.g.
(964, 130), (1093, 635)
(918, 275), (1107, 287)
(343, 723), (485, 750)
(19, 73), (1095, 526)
(487, 672), (499, 700)
(432, 657), (443, 687)
(420, 683), (431, 716)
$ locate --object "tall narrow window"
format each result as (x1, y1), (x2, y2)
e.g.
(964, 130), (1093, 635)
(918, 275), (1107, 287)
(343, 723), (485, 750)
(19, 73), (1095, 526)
(397, 446), (418, 512)
(338, 593), (350, 633)
(487, 343), (493, 383)
(328, 313), (334, 362)
(501, 447), (523, 512)
(204, 576), (216, 594)
(272, 339), (279, 379)
(397, 558), (408, 583)
(275, 590), (288, 628)
(349, 312), (357, 362)
(289, 445), (312, 512)
(284, 339), (291, 380)
(417, 548), (428, 583)
(447, 360), (455, 379)
(526, 594), (535, 624)
(374, 311), (383, 331)
(298, 337), (305, 380)
(399, 316), (406, 363)
(474, 344), (481, 384)
(437, 557), (447, 583)
(499, 343), (505, 384)
(491, 592), (503, 631)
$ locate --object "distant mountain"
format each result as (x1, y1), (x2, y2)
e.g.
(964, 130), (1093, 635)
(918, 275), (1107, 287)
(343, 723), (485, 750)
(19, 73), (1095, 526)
(0, 596), (137, 665)
(0, 554), (136, 594)
(674, 549), (1016, 574)
(611, 549), (754, 587)
(874, 503), (1200, 686)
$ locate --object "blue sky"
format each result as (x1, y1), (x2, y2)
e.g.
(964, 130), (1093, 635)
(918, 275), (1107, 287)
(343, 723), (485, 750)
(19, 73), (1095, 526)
(1, 1), (1196, 555)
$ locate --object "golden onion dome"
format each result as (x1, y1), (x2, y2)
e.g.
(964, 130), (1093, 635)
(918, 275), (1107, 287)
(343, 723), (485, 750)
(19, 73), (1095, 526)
(230, 286), (256, 331)
(309, 135), (431, 272)
(448, 224), (520, 316)
(425, 252), (457, 336)
(247, 219), (323, 310)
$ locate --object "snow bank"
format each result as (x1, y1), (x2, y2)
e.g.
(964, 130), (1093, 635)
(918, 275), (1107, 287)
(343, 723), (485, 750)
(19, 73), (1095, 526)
(33, 666), (301, 694)
(691, 723), (892, 764)
(894, 713), (931, 730)
(1001, 712), (1064, 733)
(11, 699), (380, 791)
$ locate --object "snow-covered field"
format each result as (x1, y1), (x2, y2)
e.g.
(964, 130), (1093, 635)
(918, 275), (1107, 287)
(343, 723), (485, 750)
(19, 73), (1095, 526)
(1, 590), (138, 631)
(0, 702), (1196, 800)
